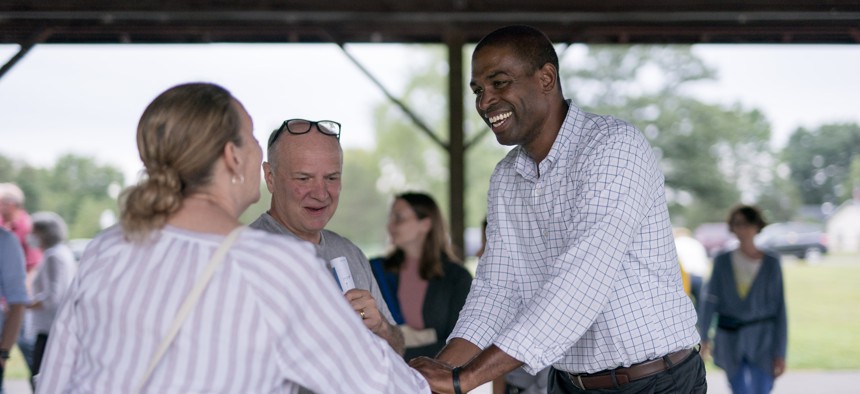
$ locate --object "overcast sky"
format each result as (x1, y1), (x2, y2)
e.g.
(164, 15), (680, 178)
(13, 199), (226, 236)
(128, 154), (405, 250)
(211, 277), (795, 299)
(1, 43), (858, 184)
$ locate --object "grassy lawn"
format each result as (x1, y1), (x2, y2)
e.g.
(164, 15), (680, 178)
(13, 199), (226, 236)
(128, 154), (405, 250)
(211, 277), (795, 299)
(783, 254), (860, 370)
(6, 346), (30, 380)
(5, 254), (857, 379)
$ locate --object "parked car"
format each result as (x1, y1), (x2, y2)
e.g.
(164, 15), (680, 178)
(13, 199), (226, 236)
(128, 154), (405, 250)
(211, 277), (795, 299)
(755, 222), (828, 259)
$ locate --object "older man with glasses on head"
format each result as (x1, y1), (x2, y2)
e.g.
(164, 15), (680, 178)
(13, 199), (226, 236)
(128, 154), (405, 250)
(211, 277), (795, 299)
(249, 120), (405, 370)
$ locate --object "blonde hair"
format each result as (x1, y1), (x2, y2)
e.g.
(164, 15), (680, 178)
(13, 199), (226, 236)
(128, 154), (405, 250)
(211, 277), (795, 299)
(0, 183), (25, 206)
(120, 83), (242, 242)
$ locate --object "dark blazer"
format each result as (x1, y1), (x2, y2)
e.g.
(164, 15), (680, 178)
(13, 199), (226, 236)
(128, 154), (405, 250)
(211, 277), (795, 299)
(370, 256), (473, 360)
(698, 249), (788, 377)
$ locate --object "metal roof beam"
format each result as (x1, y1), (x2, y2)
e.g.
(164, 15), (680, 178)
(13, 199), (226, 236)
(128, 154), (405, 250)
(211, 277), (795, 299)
(0, 28), (51, 81)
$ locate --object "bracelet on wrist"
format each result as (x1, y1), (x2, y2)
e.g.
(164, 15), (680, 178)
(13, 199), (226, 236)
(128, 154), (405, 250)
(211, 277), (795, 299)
(452, 366), (463, 394)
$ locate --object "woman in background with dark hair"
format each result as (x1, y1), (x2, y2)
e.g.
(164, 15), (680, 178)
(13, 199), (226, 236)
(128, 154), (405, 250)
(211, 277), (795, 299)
(371, 192), (472, 360)
(699, 204), (787, 394)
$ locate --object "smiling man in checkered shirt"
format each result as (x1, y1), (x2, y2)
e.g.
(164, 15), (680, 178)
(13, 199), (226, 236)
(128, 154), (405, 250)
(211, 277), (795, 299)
(411, 25), (705, 394)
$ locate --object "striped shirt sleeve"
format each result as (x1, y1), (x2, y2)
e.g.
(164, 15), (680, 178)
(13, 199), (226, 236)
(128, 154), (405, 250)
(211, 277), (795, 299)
(35, 226), (429, 393)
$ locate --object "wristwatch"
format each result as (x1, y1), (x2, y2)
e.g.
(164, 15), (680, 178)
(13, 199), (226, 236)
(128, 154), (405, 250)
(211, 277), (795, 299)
(0, 349), (9, 360)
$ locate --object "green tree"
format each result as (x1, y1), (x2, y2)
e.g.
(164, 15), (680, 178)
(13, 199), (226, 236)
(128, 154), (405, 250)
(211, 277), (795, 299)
(0, 155), (16, 183)
(1, 153), (125, 239)
(782, 123), (860, 205)
(564, 45), (774, 228)
(327, 148), (389, 256)
(45, 155), (124, 238)
(11, 164), (52, 213)
(69, 197), (115, 237)
(368, 46), (509, 254)
(756, 164), (803, 223)
(845, 156), (860, 201)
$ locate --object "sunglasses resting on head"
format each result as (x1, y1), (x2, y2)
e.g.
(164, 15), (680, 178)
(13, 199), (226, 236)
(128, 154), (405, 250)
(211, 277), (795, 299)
(267, 119), (341, 147)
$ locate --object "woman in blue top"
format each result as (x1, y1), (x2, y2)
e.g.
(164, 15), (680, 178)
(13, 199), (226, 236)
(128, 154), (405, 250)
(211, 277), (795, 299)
(699, 204), (788, 394)
(370, 192), (472, 360)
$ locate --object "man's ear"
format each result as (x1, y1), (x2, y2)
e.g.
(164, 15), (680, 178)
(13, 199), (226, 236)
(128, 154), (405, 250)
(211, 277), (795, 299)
(539, 63), (558, 94)
(262, 161), (275, 193)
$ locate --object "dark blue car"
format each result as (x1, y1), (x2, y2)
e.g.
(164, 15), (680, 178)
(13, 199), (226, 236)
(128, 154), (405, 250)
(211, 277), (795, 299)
(755, 222), (828, 259)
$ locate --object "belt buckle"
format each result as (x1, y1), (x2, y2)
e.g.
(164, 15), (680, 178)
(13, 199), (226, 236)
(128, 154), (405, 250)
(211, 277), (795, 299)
(567, 372), (586, 390)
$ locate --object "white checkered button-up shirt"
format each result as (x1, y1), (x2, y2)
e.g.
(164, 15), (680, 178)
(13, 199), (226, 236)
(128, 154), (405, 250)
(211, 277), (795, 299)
(451, 101), (699, 375)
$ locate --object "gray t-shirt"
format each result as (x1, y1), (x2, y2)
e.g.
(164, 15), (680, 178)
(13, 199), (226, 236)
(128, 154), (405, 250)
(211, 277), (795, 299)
(249, 212), (395, 324)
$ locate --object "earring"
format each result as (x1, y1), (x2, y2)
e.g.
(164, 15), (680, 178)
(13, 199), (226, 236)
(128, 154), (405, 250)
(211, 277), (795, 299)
(231, 174), (245, 185)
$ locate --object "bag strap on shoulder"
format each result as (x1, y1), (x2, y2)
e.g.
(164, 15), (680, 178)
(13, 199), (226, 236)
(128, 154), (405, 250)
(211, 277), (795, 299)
(134, 226), (245, 394)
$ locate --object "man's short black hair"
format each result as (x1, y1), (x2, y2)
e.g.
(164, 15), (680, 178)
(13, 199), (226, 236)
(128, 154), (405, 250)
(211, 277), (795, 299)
(474, 25), (559, 76)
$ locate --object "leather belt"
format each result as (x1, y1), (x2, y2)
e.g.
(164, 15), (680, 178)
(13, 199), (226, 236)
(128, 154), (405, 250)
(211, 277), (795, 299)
(566, 348), (694, 390)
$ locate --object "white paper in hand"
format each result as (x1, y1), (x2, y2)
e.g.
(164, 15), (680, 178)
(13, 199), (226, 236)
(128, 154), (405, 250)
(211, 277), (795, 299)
(330, 256), (355, 293)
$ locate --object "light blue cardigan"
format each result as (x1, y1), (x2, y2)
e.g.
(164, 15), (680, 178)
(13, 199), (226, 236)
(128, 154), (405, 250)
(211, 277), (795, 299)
(698, 250), (788, 377)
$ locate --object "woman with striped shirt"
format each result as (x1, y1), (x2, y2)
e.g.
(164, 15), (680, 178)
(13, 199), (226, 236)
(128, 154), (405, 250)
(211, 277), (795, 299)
(35, 83), (429, 394)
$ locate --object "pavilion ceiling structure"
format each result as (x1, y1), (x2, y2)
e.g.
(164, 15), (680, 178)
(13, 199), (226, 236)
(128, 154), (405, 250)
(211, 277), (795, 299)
(2, 1), (859, 255)
(1, 1), (860, 45)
